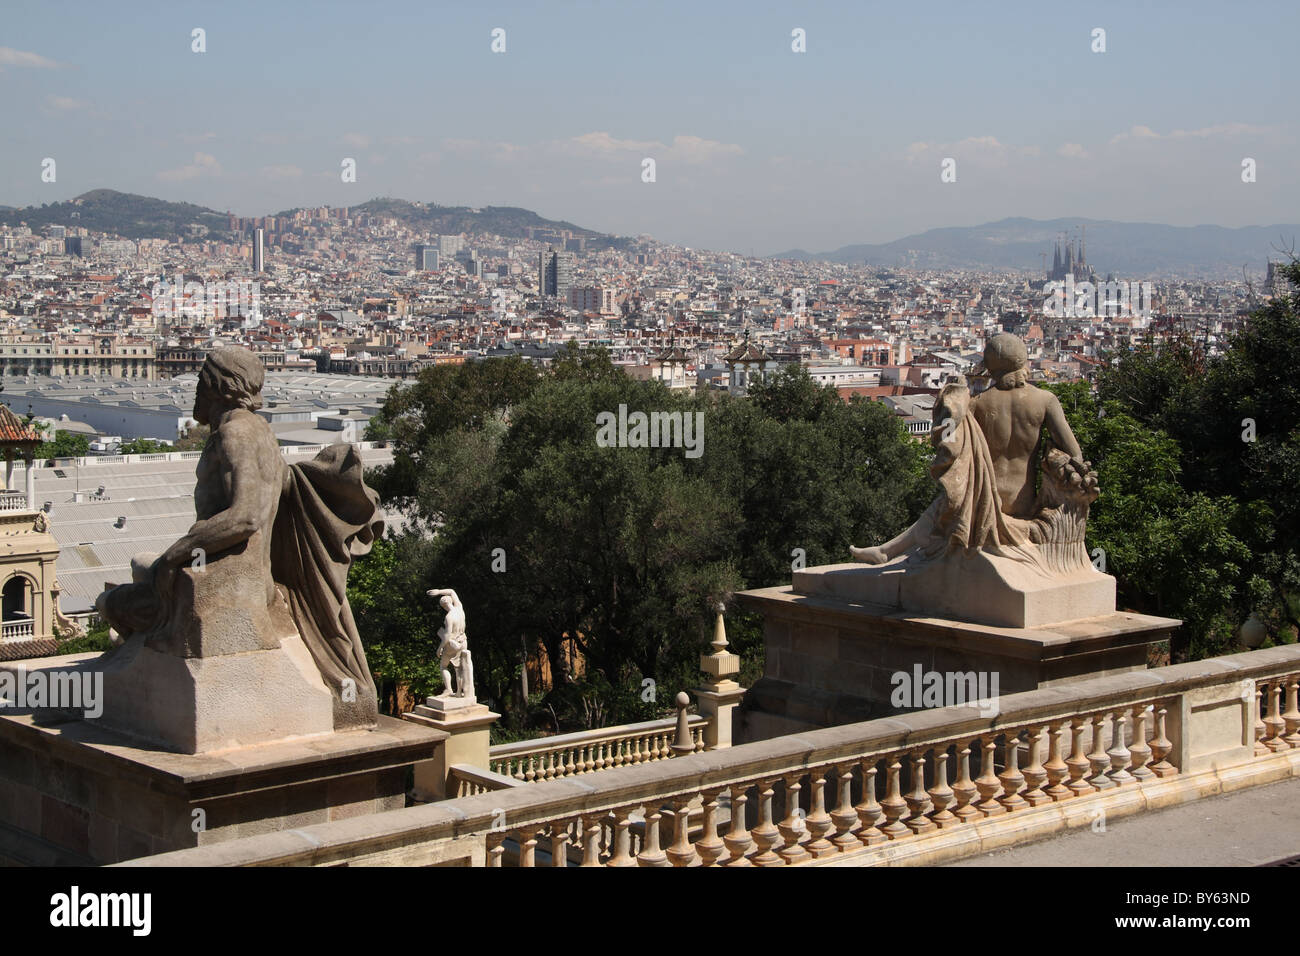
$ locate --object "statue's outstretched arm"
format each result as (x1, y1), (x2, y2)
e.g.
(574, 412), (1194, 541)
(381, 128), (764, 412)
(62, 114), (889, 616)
(426, 588), (460, 606)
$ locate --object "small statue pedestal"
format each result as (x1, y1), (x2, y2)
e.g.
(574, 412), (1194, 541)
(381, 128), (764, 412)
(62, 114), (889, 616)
(403, 695), (500, 801)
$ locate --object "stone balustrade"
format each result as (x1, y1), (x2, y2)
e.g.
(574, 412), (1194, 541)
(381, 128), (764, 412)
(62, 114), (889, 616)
(448, 763), (526, 797)
(0, 491), (31, 512)
(119, 643), (1300, 867)
(489, 713), (708, 782)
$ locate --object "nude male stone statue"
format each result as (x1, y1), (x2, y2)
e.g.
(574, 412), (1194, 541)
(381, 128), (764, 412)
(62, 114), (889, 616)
(428, 588), (474, 700)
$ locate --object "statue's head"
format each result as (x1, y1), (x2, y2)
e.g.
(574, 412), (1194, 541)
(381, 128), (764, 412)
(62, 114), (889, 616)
(195, 347), (265, 423)
(983, 333), (1029, 389)
(440, 596), (453, 611)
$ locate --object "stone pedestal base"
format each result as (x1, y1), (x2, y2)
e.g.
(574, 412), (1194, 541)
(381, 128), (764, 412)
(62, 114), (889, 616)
(735, 585), (1179, 743)
(403, 697), (499, 801)
(0, 707), (445, 865)
(794, 555), (1116, 630)
(84, 632), (336, 754)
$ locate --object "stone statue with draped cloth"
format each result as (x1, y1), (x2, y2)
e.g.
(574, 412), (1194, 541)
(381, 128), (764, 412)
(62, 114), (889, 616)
(96, 347), (382, 736)
(829, 333), (1111, 628)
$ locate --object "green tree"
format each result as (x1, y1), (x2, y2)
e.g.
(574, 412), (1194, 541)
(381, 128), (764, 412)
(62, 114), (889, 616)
(32, 426), (90, 459)
(363, 350), (932, 732)
(119, 438), (170, 455)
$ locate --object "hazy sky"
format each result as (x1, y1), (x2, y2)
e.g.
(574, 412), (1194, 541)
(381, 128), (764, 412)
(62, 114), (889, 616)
(2, 0), (1295, 255)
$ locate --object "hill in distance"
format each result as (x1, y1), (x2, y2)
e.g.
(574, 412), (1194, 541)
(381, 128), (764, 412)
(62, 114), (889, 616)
(771, 217), (1300, 278)
(0, 190), (619, 245)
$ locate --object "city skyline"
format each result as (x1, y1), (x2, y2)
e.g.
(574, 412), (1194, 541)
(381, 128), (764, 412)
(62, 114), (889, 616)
(2, 0), (1295, 256)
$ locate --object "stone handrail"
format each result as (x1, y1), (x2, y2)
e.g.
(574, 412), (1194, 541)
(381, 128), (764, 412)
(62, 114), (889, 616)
(489, 714), (708, 782)
(118, 644), (1300, 867)
(448, 763), (527, 798)
(0, 619), (35, 641)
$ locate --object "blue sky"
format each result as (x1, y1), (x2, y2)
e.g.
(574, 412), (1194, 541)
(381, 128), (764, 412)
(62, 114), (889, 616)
(2, 0), (1295, 254)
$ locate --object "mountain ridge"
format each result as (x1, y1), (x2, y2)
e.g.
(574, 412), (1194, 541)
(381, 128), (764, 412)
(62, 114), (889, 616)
(769, 217), (1300, 277)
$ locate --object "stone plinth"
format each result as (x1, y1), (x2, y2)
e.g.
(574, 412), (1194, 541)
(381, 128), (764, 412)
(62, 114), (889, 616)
(403, 697), (500, 801)
(90, 630), (336, 754)
(0, 702), (446, 865)
(735, 583), (1179, 743)
(794, 555), (1116, 630)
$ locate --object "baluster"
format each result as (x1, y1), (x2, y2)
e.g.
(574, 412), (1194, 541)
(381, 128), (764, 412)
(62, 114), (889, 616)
(666, 795), (702, 867)
(519, 828), (540, 868)
(997, 733), (1028, 811)
(695, 788), (726, 866)
(1284, 679), (1300, 749)
(1106, 712), (1133, 785)
(973, 738), (1007, 816)
(804, 767), (836, 857)
(777, 772), (812, 863)
(1066, 717), (1094, 794)
(1265, 681), (1288, 752)
(1021, 726), (1050, 806)
(879, 757), (913, 838)
(562, 747), (575, 777)
(579, 815), (603, 866)
(487, 831), (506, 868)
(723, 784), (755, 865)
(1253, 685), (1268, 756)
(637, 805), (670, 867)
(584, 743), (597, 773)
(830, 764), (861, 850)
(1043, 721), (1072, 800)
(854, 759), (887, 845)
(903, 750), (937, 834)
(1087, 712), (1116, 790)
(606, 807), (637, 867)
(951, 741), (981, 822)
(524, 755), (536, 783)
(1129, 706), (1154, 780)
(1148, 707), (1177, 777)
(927, 747), (957, 828)
(750, 778), (784, 866)
(550, 819), (571, 867)
(695, 726), (705, 752)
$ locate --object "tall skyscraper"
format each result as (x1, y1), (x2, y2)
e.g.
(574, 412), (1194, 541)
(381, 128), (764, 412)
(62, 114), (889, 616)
(253, 228), (265, 273)
(538, 248), (575, 299)
(415, 244), (439, 271)
(438, 235), (464, 258)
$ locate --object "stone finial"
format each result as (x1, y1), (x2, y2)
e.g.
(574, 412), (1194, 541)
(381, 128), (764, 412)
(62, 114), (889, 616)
(671, 692), (695, 756)
(701, 604), (740, 685)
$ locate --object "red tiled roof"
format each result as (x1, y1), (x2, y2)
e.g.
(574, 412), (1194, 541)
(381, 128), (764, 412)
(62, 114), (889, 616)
(0, 405), (41, 445)
(0, 638), (59, 662)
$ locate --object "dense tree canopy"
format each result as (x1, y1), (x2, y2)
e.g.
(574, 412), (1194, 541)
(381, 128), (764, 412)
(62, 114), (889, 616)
(356, 346), (931, 732)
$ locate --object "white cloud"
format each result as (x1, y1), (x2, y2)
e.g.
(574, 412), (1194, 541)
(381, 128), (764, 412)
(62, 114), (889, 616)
(1058, 142), (1088, 159)
(260, 164), (302, 180)
(341, 132), (371, 148)
(46, 95), (87, 111)
(0, 47), (61, 69)
(158, 152), (222, 182)
(564, 131), (742, 165)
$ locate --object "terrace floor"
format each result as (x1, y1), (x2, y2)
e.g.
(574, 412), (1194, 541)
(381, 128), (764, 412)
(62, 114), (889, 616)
(947, 776), (1300, 867)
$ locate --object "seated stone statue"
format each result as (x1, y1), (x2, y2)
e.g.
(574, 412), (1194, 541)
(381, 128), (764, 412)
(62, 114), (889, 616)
(851, 333), (1098, 570)
(831, 333), (1107, 627)
(96, 347), (384, 734)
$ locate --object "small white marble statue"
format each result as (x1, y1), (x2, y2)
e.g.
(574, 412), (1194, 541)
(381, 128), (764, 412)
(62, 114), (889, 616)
(428, 588), (474, 700)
